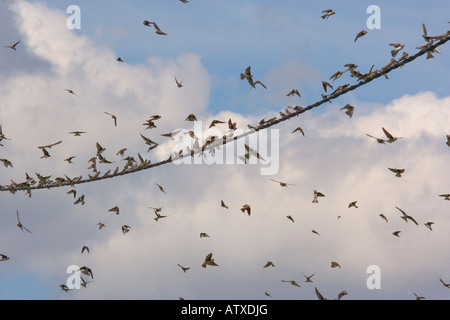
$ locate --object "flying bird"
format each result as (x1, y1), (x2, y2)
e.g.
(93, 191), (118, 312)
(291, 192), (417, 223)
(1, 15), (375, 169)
(241, 204), (251, 216)
(263, 261), (275, 268)
(178, 264), (190, 273)
(393, 231), (401, 237)
(348, 201), (358, 208)
(174, 76), (183, 88)
(338, 291), (348, 300)
(38, 140), (62, 150)
(379, 213), (389, 223)
(340, 104), (354, 118)
(439, 193), (450, 201)
(321, 9), (335, 19)
(302, 273), (316, 282)
(16, 211), (32, 234)
(424, 222), (434, 231)
(365, 133), (387, 144)
(440, 278), (450, 288)
(312, 190), (325, 203)
(287, 89), (301, 97)
(97, 222), (105, 230)
(156, 183), (166, 194)
(154, 210), (168, 222)
(354, 30), (367, 42)
(202, 253), (219, 268)
(0, 254), (9, 262)
(220, 200), (229, 209)
(396, 207), (418, 225)
(79, 266), (94, 279)
(331, 261), (341, 269)
(108, 206), (120, 215)
(144, 21), (167, 35)
(281, 280), (301, 287)
(68, 131), (86, 136)
(322, 81), (333, 92)
(185, 114), (197, 122)
(122, 225), (131, 234)
(240, 66), (266, 89)
(4, 40), (20, 50)
(104, 112), (117, 127)
(382, 127), (402, 143)
(116, 57), (125, 62)
(388, 168), (405, 178)
(315, 287), (327, 300)
(200, 232), (210, 238)
(312, 230), (320, 236)
(270, 179), (295, 187)
(64, 89), (78, 96)
(389, 43), (405, 57)
(81, 246), (90, 254)
(0, 158), (13, 168)
(286, 215), (295, 223)
(292, 127), (305, 136)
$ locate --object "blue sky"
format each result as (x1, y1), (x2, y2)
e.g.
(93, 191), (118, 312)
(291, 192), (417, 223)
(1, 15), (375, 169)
(0, 0), (449, 300)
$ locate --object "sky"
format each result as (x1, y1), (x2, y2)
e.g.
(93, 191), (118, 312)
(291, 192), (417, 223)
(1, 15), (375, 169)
(0, 0), (449, 301)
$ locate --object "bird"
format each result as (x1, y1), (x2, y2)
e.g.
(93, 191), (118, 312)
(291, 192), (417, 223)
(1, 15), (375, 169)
(286, 215), (295, 223)
(388, 168), (405, 178)
(0, 254), (10, 262)
(396, 207), (418, 225)
(38, 140), (62, 150)
(79, 266), (94, 279)
(329, 70), (343, 83)
(446, 135), (450, 147)
(108, 206), (120, 215)
(393, 231), (401, 237)
(354, 30), (367, 42)
(287, 89), (301, 97)
(302, 273), (316, 283)
(366, 133), (387, 144)
(265, 291), (272, 297)
(322, 81), (333, 92)
(240, 66), (266, 89)
(281, 280), (301, 287)
(439, 278), (450, 288)
(315, 287), (327, 300)
(68, 131), (86, 136)
(39, 148), (51, 159)
(312, 230), (320, 236)
(337, 291), (348, 300)
(292, 127), (305, 136)
(179, 0), (189, 3)
(149, 21), (167, 35)
(331, 261), (341, 269)
(81, 246), (90, 254)
(379, 214), (389, 223)
(104, 112), (117, 127)
(424, 222), (434, 231)
(185, 114), (197, 122)
(161, 129), (182, 140)
(97, 222), (105, 230)
(270, 179), (295, 187)
(439, 194), (450, 200)
(389, 43), (405, 57)
(16, 211), (32, 234)
(263, 261), (275, 268)
(122, 225), (131, 234)
(413, 293), (425, 300)
(321, 9), (335, 19)
(65, 89), (78, 96)
(382, 127), (401, 143)
(202, 253), (219, 268)
(154, 211), (168, 222)
(4, 40), (20, 50)
(312, 190), (325, 203)
(74, 195), (85, 205)
(174, 76), (183, 88)
(156, 183), (166, 194)
(340, 104), (354, 118)
(116, 57), (125, 62)
(0, 158), (13, 168)
(220, 200), (229, 209)
(80, 277), (94, 288)
(200, 232), (210, 238)
(241, 204), (251, 216)
(348, 201), (358, 208)
(60, 284), (71, 292)
(178, 264), (190, 273)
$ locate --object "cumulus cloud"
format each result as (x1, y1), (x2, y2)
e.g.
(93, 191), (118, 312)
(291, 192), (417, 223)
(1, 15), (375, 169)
(0, 1), (449, 301)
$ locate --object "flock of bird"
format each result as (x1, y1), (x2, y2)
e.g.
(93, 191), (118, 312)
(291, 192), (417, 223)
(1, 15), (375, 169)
(1, 4), (449, 300)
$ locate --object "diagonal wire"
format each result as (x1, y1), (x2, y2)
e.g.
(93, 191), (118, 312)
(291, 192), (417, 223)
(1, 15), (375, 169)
(1, 34), (449, 193)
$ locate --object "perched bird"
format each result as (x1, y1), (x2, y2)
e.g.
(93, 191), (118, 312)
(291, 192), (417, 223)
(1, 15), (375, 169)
(241, 204), (251, 216)
(321, 9), (335, 19)
(81, 246), (90, 254)
(270, 179), (295, 187)
(220, 200), (229, 209)
(178, 264), (190, 273)
(287, 89), (301, 97)
(354, 30), (367, 42)
(331, 261), (341, 269)
(202, 253), (219, 268)
(104, 112), (117, 127)
(281, 280), (301, 287)
(424, 222), (434, 231)
(388, 168), (405, 178)
(292, 127), (305, 136)
(108, 206), (120, 215)
(4, 40), (20, 50)
(340, 104), (354, 118)
(302, 273), (315, 283)
(348, 201), (358, 208)
(312, 190), (325, 203)
(263, 261), (275, 268)
(16, 211), (32, 234)
(286, 215), (295, 223)
(174, 76), (183, 88)
(392, 231), (401, 237)
(396, 206), (418, 225)
(379, 214), (389, 223)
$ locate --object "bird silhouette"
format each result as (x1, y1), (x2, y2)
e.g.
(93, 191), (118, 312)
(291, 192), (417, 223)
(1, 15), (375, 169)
(16, 211), (32, 234)
(4, 40), (20, 50)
